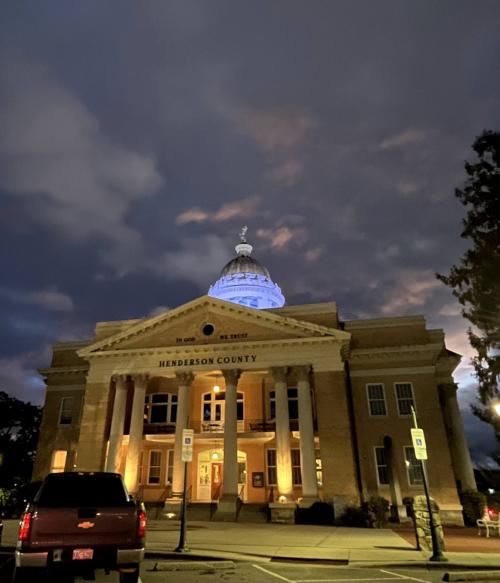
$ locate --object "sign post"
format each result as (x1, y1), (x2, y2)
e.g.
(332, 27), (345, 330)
(411, 407), (446, 562)
(175, 428), (194, 553)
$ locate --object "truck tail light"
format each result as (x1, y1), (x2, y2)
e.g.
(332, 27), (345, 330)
(18, 512), (32, 542)
(137, 509), (146, 538)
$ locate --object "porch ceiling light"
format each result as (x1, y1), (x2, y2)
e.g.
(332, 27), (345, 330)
(213, 384), (221, 393)
(211, 452), (219, 460)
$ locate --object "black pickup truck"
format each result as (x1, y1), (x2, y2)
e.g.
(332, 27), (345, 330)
(14, 472), (146, 583)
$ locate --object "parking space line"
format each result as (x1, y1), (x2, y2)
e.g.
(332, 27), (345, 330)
(294, 578), (402, 582)
(252, 563), (295, 582)
(381, 569), (432, 583)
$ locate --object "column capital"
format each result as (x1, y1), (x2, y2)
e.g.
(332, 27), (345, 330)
(271, 367), (288, 384)
(175, 372), (194, 386)
(223, 369), (241, 386)
(130, 373), (149, 388)
(112, 374), (128, 388)
(294, 365), (311, 383)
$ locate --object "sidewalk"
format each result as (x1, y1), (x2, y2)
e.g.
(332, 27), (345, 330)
(3, 519), (500, 570)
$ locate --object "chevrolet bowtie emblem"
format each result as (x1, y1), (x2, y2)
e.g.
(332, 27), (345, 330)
(77, 521), (95, 529)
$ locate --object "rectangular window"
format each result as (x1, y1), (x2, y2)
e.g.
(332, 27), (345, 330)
(291, 448), (302, 485)
(146, 393), (177, 424)
(50, 450), (67, 473)
(367, 384), (387, 416)
(395, 383), (415, 416)
(148, 450), (162, 485)
(268, 388), (299, 420)
(315, 448), (323, 487)
(374, 446), (390, 485)
(404, 446), (424, 486)
(166, 450), (174, 485)
(58, 397), (73, 425)
(138, 452), (144, 485)
(266, 449), (277, 486)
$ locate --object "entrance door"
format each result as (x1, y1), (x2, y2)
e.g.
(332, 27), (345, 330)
(211, 462), (223, 500)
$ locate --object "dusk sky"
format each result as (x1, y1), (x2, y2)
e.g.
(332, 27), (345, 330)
(1, 1), (499, 465)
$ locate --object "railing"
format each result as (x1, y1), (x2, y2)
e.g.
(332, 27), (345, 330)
(238, 483), (245, 500)
(143, 423), (176, 434)
(143, 418), (314, 435)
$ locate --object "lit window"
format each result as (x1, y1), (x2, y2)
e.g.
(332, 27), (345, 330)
(374, 446), (390, 485)
(50, 450), (67, 473)
(148, 450), (162, 485)
(266, 449), (277, 486)
(291, 449), (302, 485)
(315, 448), (323, 487)
(367, 384), (387, 416)
(404, 446), (423, 486)
(58, 397), (73, 425)
(166, 449), (174, 485)
(145, 393), (178, 424)
(201, 392), (244, 424)
(395, 383), (415, 416)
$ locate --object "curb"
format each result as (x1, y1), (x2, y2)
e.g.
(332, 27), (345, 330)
(443, 571), (500, 582)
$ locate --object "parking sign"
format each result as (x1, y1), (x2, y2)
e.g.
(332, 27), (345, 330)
(181, 429), (194, 462)
(411, 428), (428, 460)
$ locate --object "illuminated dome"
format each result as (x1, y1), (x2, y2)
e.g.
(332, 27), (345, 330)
(208, 227), (285, 309)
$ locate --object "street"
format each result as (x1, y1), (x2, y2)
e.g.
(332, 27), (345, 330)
(1, 553), (498, 583)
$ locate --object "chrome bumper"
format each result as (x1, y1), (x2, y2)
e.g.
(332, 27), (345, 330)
(15, 547), (144, 568)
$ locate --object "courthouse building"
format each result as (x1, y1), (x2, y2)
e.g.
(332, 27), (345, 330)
(34, 231), (476, 523)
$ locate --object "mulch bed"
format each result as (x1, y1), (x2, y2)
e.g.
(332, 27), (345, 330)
(392, 525), (500, 553)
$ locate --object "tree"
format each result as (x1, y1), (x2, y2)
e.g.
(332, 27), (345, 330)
(438, 130), (500, 434)
(0, 391), (42, 514)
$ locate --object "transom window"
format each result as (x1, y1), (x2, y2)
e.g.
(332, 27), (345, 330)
(374, 446), (389, 485)
(367, 384), (387, 416)
(395, 383), (415, 416)
(404, 446), (423, 486)
(145, 393), (177, 424)
(269, 388), (299, 420)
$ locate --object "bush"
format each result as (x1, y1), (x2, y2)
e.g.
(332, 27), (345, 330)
(340, 505), (368, 527)
(460, 489), (486, 525)
(486, 492), (500, 513)
(362, 495), (390, 528)
(295, 502), (334, 525)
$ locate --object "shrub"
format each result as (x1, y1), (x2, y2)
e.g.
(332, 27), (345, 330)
(340, 505), (368, 527)
(295, 502), (335, 525)
(460, 489), (486, 525)
(486, 492), (500, 513)
(362, 495), (390, 528)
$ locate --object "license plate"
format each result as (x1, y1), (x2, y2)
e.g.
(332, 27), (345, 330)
(72, 548), (93, 560)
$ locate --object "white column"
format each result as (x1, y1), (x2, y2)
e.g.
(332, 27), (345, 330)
(222, 369), (241, 498)
(439, 383), (477, 491)
(296, 366), (318, 502)
(105, 375), (128, 473)
(271, 367), (293, 500)
(124, 374), (148, 493)
(171, 372), (194, 497)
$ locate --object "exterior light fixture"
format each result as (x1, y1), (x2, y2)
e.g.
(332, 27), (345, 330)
(211, 452), (219, 460)
(213, 384), (220, 393)
(278, 495), (287, 504)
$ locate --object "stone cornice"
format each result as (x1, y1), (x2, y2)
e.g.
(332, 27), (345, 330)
(350, 343), (443, 364)
(79, 335), (344, 361)
(38, 365), (88, 378)
(79, 295), (350, 357)
(344, 315), (425, 329)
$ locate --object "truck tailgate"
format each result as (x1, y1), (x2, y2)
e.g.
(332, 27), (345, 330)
(29, 507), (138, 547)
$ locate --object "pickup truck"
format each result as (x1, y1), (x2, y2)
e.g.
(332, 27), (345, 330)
(14, 472), (146, 583)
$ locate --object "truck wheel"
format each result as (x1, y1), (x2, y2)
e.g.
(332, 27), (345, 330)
(119, 566), (140, 583)
(12, 567), (37, 583)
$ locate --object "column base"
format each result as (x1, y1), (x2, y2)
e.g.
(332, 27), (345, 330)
(163, 497), (183, 519)
(213, 494), (239, 521)
(269, 502), (297, 524)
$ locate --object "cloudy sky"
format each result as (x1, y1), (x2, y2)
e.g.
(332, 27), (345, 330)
(1, 1), (499, 464)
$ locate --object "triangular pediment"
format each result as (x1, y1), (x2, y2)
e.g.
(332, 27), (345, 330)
(79, 296), (349, 356)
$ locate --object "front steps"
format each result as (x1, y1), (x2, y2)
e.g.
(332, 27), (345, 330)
(146, 501), (270, 522)
(236, 502), (269, 523)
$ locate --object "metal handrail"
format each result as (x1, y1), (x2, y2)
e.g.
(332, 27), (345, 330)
(238, 483), (245, 500)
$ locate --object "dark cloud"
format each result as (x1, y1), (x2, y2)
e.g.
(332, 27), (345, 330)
(1, 1), (499, 464)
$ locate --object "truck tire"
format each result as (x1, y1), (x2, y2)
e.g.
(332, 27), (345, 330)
(12, 567), (38, 583)
(119, 566), (140, 583)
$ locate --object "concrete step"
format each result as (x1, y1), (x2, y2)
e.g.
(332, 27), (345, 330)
(187, 502), (216, 521)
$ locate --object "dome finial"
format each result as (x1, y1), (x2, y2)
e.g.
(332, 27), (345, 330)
(235, 226), (252, 256)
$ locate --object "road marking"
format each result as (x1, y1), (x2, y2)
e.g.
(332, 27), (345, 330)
(295, 578), (402, 582)
(381, 569), (432, 583)
(252, 563), (295, 582)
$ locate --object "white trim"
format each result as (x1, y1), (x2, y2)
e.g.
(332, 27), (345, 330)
(394, 381), (415, 417)
(366, 383), (387, 417)
(350, 366), (435, 377)
(58, 396), (73, 426)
